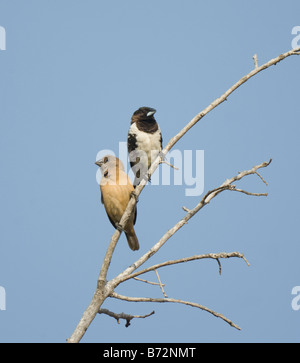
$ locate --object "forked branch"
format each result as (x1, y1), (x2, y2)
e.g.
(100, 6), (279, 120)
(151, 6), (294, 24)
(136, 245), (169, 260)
(111, 292), (241, 330)
(67, 47), (299, 343)
(119, 252), (250, 283)
(98, 308), (155, 327)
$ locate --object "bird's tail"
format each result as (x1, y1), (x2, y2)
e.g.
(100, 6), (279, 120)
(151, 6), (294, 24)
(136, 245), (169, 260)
(125, 230), (139, 251)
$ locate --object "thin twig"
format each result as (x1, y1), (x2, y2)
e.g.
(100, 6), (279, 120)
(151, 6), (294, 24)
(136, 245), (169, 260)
(255, 171), (268, 186)
(159, 159), (179, 170)
(253, 54), (258, 69)
(119, 252), (250, 283)
(216, 258), (222, 275)
(229, 185), (268, 197)
(154, 269), (168, 297)
(111, 292), (241, 331)
(133, 277), (165, 286)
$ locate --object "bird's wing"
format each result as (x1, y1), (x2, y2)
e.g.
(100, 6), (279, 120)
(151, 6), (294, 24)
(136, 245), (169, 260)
(127, 131), (137, 153)
(127, 131), (138, 168)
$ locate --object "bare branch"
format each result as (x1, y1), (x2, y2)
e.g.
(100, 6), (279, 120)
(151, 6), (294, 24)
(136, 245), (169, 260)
(229, 185), (268, 197)
(98, 308), (155, 327)
(111, 292), (241, 331)
(120, 252), (250, 283)
(68, 46), (298, 343)
(133, 277), (165, 286)
(216, 258), (222, 275)
(159, 159), (179, 170)
(253, 54), (258, 69)
(292, 47), (300, 54)
(255, 171), (268, 186)
(154, 269), (168, 298)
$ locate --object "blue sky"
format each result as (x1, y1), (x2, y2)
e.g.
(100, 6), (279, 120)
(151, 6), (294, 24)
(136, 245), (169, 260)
(0, 0), (299, 342)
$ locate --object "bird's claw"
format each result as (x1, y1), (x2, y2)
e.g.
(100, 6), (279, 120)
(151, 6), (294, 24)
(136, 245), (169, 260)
(115, 222), (124, 232)
(130, 191), (139, 203)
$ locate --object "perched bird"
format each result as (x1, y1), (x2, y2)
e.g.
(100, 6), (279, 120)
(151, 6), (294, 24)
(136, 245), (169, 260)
(95, 155), (139, 251)
(127, 107), (162, 187)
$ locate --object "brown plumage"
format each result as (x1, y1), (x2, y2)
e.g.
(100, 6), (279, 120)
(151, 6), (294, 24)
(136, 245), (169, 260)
(95, 155), (139, 251)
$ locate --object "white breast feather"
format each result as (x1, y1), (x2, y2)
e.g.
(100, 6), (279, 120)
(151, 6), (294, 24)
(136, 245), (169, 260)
(129, 123), (161, 166)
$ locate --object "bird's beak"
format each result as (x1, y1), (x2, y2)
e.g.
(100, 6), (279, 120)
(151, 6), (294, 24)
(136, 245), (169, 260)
(147, 109), (156, 117)
(95, 160), (102, 167)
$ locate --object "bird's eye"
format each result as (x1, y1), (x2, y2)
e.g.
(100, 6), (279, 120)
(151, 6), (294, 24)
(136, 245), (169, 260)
(104, 171), (108, 177)
(103, 157), (108, 163)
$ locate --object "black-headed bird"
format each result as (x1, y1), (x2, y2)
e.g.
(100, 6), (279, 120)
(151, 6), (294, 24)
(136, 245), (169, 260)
(127, 107), (162, 187)
(95, 155), (139, 251)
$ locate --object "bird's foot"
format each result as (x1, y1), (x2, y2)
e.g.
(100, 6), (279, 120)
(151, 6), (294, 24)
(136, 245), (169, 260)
(130, 191), (139, 203)
(115, 222), (124, 233)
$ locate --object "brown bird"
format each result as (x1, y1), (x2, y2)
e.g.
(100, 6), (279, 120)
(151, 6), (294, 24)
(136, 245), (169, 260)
(95, 155), (139, 251)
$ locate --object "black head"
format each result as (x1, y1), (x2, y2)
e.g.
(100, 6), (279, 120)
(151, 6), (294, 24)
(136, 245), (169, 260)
(131, 107), (156, 124)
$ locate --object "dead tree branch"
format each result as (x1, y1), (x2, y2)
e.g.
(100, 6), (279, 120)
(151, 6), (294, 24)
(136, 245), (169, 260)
(253, 54), (258, 68)
(133, 277), (165, 286)
(154, 269), (168, 297)
(111, 292), (241, 331)
(67, 47), (299, 343)
(118, 252), (250, 283)
(98, 308), (155, 327)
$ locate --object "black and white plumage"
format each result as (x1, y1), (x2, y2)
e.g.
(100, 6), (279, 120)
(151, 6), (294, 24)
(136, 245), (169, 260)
(127, 107), (162, 187)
